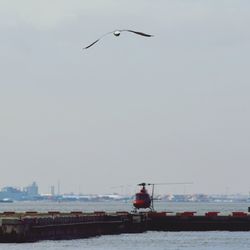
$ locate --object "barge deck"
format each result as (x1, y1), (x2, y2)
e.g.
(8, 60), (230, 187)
(1, 210), (250, 242)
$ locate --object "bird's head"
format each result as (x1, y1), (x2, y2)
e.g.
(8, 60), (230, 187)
(113, 30), (121, 37)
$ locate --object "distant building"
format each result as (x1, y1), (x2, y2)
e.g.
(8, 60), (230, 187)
(0, 182), (40, 201)
(0, 187), (25, 200)
(24, 182), (39, 197)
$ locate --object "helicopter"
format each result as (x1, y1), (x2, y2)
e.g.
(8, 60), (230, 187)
(133, 182), (193, 212)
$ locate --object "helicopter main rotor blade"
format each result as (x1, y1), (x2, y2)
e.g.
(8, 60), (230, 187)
(147, 182), (193, 185)
(138, 182), (147, 186)
(137, 182), (193, 186)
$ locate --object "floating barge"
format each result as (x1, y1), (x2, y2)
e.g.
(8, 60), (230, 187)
(1, 210), (250, 242)
(0, 211), (146, 242)
(148, 211), (250, 231)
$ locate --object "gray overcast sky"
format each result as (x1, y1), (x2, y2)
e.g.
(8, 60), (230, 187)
(0, 0), (250, 195)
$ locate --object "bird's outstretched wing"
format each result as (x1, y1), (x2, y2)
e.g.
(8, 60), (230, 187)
(122, 30), (153, 37)
(83, 31), (114, 50)
(83, 39), (100, 49)
(83, 29), (153, 50)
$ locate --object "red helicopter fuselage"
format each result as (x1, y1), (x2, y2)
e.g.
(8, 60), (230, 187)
(133, 185), (151, 209)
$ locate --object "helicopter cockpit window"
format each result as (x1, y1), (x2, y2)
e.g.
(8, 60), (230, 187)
(136, 194), (147, 200)
(136, 194), (142, 200)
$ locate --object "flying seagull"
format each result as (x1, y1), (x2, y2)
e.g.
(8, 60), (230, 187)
(83, 29), (153, 50)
